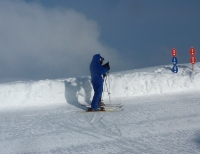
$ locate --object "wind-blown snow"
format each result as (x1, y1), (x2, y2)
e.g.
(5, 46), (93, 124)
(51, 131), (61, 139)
(1, 63), (200, 154)
(0, 63), (200, 110)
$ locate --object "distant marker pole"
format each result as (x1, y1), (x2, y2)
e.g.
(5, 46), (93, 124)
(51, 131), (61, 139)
(171, 48), (178, 73)
(190, 47), (196, 71)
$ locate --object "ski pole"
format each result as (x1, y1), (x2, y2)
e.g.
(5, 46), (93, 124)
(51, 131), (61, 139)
(108, 71), (111, 95)
(108, 71), (111, 102)
(105, 72), (111, 102)
(102, 74), (106, 102)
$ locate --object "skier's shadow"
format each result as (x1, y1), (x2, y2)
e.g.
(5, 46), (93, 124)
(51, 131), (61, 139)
(64, 77), (92, 109)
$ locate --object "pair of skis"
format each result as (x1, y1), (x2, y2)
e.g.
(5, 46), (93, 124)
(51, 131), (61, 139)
(79, 103), (123, 113)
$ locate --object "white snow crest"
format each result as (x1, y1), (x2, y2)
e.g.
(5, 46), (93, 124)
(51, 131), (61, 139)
(0, 80), (66, 110)
(109, 63), (200, 97)
(0, 63), (200, 110)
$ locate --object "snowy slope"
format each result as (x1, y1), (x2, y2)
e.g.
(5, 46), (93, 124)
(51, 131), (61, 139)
(0, 63), (200, 154)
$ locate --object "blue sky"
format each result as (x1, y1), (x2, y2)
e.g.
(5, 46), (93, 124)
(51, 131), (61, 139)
(0, 0), (200, 82)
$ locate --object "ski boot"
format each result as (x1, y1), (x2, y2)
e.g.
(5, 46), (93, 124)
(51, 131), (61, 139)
(98, 102), (105, 107)
(87, 106), (105, 112)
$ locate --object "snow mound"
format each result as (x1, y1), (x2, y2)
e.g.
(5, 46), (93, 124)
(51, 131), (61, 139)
(110, 63), (200, 97)
(0, 63), (200, 110)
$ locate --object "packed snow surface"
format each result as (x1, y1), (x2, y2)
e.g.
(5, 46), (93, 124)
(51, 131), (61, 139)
(0, 63), (200, 153)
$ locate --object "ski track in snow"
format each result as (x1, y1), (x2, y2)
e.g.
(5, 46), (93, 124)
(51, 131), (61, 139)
(0, 63), (200, 153)
(0, 92), (200, 153)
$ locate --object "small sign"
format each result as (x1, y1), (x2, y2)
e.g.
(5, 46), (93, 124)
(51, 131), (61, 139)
(190, 56), (196, 64)
(171, 48), (177, 57)
(172, 57), (178, 65)
(172, 65), (178, 73)
(190, 47), (196, 56)
(190, 47), (197, 71)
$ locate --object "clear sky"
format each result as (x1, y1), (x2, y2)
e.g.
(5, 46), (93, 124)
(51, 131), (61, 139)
(0, 0), (199, 82)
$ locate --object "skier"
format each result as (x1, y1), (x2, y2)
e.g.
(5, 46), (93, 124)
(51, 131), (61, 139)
(88, 54), (110, 111)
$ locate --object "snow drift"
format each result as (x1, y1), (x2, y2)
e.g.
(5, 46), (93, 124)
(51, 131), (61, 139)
(0, 63), (200, 110)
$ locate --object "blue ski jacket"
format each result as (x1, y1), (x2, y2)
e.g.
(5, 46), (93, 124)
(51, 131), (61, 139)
(90, 54), (108, 86)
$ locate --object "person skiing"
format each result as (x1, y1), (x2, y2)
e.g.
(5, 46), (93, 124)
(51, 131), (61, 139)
(88, 54), (110, 111)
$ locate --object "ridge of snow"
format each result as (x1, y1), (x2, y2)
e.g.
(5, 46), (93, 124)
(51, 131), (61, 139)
(0, 63), (200, 110)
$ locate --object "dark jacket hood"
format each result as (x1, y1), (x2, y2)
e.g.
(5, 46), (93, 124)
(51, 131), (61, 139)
(92, 54), (102, 63)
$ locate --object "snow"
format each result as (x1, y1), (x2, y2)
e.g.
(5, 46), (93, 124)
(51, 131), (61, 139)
(0, 63), (200, 153)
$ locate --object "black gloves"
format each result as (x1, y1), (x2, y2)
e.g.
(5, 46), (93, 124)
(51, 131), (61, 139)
(102, 62), (110, 78)
(103, 62), (110, 70)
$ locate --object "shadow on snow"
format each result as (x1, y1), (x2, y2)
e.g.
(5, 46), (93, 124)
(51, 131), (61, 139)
(64, 77), (92, 109)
